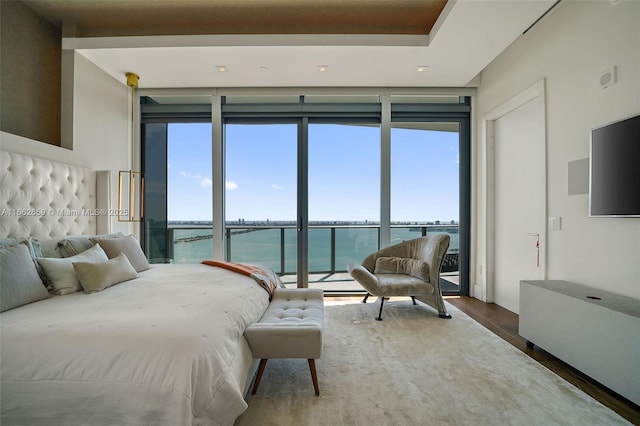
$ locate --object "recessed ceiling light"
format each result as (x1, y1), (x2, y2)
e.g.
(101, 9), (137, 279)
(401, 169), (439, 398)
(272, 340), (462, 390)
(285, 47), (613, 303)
(216, 65), (228, 72)
(417, 65), (428, 72)
(317, 65), (329, 72)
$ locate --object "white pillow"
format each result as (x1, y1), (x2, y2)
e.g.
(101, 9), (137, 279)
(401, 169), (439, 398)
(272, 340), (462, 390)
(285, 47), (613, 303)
(37, 244), (109, 295)
(73, 253), (138, 293)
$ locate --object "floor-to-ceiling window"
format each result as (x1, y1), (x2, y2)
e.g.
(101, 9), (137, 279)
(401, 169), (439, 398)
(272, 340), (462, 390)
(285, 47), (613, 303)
(141, 98), (212, 262)
(225, 122), (298, 274)
(220, 96), (383, 289)
(390, 122), (461, 292)
(140, 92), (470, 295)
(390, 96), (471, 295)
(307, 122), (380, 289)
(167, 123), (212, 263)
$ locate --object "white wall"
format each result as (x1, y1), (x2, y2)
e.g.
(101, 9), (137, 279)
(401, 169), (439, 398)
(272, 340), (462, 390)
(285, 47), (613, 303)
(475, 0), (640, 298)
(0, 52), (132, 235)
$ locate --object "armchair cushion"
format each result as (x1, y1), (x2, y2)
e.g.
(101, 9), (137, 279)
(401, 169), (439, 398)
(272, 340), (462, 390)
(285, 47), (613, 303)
(374, 256), (430, 283)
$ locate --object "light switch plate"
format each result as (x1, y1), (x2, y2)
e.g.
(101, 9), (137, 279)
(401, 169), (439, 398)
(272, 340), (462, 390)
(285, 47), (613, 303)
(548, 217), (562, 230)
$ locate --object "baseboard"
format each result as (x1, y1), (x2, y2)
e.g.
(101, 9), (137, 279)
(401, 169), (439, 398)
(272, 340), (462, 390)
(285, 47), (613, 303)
(473, 284), (485, 301)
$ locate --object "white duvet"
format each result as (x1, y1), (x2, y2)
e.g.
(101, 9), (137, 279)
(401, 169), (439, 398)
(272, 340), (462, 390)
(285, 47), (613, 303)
(0, 264), (270, 426)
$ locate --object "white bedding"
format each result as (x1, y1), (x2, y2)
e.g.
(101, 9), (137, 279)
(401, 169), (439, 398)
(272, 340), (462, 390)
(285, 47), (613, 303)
(0, 264), (270, 426)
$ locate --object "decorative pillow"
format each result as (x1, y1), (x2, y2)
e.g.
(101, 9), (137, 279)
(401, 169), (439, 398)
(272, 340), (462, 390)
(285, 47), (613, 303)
(57, 232), (124, 257)
(0, 237), (41, 258)
(73, 253), (138, 293)
(374, 256), (430, 282)
(90, 234), (150, 272)
(0, 243), (50, 312)
(39, 238), (63, 258)
(0, 237), (19, 249)
(1, 237), (47, 285)
(37, 244), (109, 295)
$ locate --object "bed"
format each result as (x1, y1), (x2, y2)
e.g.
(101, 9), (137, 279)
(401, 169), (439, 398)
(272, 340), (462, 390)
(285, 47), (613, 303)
(0, 150), (270, 425)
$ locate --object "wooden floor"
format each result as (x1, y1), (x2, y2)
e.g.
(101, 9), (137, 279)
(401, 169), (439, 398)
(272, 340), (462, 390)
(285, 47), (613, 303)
(446, 296), (640, 424)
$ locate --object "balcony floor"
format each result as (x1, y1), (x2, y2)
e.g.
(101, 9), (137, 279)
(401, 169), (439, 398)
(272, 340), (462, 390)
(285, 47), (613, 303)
(281, 272), (460, 293)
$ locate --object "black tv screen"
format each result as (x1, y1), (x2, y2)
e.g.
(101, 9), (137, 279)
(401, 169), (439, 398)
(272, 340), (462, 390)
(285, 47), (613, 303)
(589, 114), (640, 217)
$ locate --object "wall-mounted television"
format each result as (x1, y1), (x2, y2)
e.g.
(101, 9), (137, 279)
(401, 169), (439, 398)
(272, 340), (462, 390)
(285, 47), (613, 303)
(589, 114), (640, 217)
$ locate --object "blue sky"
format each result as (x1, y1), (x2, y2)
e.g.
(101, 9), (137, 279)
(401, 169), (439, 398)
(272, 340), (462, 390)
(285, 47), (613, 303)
(167, 123), (459, 222)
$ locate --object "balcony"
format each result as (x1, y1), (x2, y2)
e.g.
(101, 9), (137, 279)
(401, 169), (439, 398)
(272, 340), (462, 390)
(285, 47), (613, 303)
(167, 223), (460, 293)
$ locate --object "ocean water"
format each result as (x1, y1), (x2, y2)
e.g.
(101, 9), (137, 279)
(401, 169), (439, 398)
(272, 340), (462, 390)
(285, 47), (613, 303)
(172, 226), (459, 274)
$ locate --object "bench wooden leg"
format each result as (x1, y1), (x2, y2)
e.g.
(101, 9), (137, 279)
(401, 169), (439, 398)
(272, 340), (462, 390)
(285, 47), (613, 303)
(252, 359), (268, 395)
(308, 359), (320, 396)
(253, 359), (320, 396)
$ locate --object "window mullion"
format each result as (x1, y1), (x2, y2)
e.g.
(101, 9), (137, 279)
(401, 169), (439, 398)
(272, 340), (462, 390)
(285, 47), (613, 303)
(380, 95), (391, 249)
(212, 95), (224, 260)
(297, 117), (309, 288)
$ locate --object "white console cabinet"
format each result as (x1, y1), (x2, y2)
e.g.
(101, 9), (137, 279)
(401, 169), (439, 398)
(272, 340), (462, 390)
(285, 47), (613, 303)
(519, 280), (640, 405)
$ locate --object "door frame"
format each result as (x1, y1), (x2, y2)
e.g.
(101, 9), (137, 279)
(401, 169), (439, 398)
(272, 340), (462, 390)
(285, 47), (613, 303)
(478, 79), (547, 303)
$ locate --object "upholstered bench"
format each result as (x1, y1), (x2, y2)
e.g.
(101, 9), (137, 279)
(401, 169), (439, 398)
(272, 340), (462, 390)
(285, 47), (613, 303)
(244, 288), (324, 396)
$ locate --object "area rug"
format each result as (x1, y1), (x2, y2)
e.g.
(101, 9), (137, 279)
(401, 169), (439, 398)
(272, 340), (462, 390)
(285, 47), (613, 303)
(235, 299), (630, 426)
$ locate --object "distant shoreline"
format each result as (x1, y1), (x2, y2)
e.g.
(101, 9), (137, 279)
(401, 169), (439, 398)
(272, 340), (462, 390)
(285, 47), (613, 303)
(167, 220), (459, 227)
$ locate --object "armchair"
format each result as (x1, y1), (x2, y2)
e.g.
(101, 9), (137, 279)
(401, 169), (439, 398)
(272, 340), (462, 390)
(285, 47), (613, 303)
(347, 234), (451, 320)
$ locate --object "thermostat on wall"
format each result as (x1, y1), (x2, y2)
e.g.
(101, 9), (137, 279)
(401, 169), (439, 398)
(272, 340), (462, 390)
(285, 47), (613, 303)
(600, 66), (616, 89)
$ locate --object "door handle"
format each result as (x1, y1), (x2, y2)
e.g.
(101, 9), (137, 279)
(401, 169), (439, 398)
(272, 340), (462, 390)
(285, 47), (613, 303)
(528, 233), (540, 267)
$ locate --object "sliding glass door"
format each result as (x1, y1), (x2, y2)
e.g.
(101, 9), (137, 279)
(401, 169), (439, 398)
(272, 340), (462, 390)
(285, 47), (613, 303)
(224, 122), (298, 276)
(167, 123), (213, 263)
(391, 122), (461, 292)
(307, 122), (380, 290)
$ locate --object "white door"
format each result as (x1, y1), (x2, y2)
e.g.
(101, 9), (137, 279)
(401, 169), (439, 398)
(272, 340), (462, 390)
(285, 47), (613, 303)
(493, 97), (545, 314)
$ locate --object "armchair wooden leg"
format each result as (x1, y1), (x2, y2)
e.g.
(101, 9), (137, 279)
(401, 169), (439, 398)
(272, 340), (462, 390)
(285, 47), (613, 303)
(362, 293), (370, 303)
(252, 359), (268, 394)
(376, 297), (385, 321)
(308, 359), (320, 396)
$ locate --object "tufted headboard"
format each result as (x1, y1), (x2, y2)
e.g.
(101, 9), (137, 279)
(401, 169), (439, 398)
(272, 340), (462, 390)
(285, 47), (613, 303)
(0, 150), (110, 240)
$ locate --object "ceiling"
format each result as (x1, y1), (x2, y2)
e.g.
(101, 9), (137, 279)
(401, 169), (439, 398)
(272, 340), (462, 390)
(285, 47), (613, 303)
(26, 0), (449, 37)
(25, 0), (558, 89)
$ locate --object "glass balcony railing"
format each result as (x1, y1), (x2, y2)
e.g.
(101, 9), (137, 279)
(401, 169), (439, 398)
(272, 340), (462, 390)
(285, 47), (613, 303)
(166, 224), (459, 277)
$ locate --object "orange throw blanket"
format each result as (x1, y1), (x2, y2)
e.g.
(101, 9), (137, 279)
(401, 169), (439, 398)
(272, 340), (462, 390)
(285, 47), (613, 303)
(201, 260), (280, 300)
